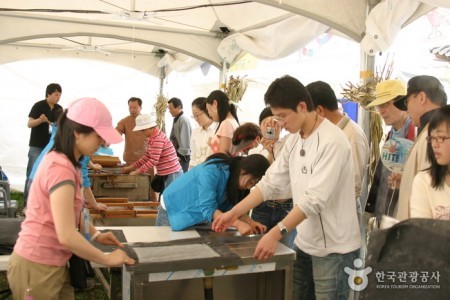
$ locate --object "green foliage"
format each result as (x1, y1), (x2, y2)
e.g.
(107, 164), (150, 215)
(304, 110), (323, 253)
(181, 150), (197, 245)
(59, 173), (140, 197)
(10, 190), (24, 213)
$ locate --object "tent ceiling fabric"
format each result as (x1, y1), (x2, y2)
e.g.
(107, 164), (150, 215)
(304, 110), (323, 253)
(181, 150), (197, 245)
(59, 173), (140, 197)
(0, 0), (445, 77)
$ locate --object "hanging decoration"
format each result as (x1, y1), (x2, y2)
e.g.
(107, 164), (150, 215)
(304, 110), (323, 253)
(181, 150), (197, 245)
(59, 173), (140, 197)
(341, 58), (394, 184)
(154, 94), (168, 133)
(224, 75), (248, 104)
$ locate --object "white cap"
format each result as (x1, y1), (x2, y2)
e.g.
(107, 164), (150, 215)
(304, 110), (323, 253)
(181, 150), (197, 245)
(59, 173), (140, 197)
(133, 114), (157, 131)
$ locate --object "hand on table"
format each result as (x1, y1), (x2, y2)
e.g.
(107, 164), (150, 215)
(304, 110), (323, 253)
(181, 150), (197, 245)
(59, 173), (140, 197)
(104, 249), (136, 267)
(212, 210), (238, 232)
(121, 165), (133, 174)
(93, 202), (107, 211)
(253, 230), (279, 261)
(91, 163), (102, 171)
(246, 219), (267, 234)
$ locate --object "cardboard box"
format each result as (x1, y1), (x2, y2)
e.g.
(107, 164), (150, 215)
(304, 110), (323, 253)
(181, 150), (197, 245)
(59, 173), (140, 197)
(89, 174), (151, 201)
(90, 155), (121, 167)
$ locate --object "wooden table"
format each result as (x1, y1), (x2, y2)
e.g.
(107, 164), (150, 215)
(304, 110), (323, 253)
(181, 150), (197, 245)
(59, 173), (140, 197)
(94, 226), (296, 300)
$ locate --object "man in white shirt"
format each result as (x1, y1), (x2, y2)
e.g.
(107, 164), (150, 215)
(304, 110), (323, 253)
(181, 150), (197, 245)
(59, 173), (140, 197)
(213, 75), (361, 299)
(307, 81), (369, 243)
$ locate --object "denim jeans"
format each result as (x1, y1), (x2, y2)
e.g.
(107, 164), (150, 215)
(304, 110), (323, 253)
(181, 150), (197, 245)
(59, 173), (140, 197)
(293, 246), (359, 300)
(251, 200), (296, 248)
(156, 170), (183, 226)
(156, 205), (171, 226)
(24, 147), (43, 206)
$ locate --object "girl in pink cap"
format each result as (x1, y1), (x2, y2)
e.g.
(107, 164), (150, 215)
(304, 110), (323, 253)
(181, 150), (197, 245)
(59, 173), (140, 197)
(7, 98), (135, 300)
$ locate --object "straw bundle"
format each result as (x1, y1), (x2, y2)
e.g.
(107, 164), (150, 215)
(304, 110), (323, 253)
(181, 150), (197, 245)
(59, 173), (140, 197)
(341, 58), (394, 183)
(154, 94), (168, 133)
(225, 75), (248, 103)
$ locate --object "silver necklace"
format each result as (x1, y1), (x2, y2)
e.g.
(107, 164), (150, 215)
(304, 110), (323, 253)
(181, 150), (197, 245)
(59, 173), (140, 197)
(300, 114), (318, 157)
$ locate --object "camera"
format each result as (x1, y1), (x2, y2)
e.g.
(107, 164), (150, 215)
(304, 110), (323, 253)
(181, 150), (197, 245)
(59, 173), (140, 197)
(266, 127), (275, 140)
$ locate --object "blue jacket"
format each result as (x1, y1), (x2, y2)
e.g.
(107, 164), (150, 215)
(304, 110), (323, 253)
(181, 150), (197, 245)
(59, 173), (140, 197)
(29, 124), (109, 188)
(29, 124), (57, 181)
(163, 160), (233, 231)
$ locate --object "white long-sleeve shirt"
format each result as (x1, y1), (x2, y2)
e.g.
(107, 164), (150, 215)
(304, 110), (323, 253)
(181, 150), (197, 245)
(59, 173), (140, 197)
(340, 117), (369, 198)
(410, 171), (450, 220)
(256, 119), (361, 257)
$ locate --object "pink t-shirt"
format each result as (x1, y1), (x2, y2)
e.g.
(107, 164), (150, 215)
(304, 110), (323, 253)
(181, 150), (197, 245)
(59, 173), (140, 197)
(208, 118), (239, 154)
(14, 151), (83, 266)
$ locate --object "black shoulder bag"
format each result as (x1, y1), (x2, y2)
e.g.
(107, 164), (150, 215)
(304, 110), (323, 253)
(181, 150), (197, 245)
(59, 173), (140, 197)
(150, 174), (168, 193)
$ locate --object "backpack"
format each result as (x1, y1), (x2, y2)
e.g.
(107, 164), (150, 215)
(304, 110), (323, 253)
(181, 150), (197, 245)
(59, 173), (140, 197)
(360, 219), (450, 299)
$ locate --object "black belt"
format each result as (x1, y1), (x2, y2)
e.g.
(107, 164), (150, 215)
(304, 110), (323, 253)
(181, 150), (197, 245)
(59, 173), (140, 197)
(264, 199), (293, 209)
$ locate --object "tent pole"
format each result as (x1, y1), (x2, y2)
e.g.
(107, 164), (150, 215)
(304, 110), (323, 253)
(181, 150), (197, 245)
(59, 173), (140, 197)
(359, 0), (381, 206)
(219, 58), (229, 91)
(357, 0), (381, 269)
(156, 65), (167, 134)
(159, 66), (166, 96)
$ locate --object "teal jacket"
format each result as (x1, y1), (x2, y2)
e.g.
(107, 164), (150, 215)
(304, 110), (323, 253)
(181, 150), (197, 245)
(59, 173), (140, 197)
(163, 160), (233, 231)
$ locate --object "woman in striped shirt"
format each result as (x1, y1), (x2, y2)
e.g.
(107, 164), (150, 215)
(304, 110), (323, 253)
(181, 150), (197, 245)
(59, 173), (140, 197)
(121, 113), (183, 190)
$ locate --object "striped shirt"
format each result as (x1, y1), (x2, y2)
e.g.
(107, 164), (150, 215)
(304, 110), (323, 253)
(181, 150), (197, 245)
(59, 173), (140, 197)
(132, 127), (182, 176)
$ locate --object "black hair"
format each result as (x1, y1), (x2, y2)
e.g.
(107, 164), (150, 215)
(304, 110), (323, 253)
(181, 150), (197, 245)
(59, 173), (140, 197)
(409, 75), (447, 107)
(168, 97), (183, 109)
(264, 75), (314, 112)
(306, 81), (339, 111)
(232, 123), (262, 146)
(128, 97), (142, 107)
(192, 97), (208, 114)
(206, 90), (239, 132)
(205, 153), (270, 205)
(52, 109), (95, 168)
(46, 83), (62, 97)
(426, 105), (450, 188)
(259, 107), (273, 125)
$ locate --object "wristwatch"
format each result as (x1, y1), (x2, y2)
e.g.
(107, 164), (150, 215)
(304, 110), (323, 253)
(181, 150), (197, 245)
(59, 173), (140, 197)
(277, 222), (288, 236)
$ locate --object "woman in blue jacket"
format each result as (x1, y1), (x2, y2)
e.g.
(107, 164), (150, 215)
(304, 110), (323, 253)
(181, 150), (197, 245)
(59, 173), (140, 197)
(156, 153), (270, 233)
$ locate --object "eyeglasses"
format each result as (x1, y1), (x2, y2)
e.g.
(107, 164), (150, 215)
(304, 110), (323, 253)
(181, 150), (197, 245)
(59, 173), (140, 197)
(191, 112), (204, 119)
(375, 101), (392, 111)
(403, 92), (420, 108)
(403, 98), (410, 108)
(426, 136), (450, 144)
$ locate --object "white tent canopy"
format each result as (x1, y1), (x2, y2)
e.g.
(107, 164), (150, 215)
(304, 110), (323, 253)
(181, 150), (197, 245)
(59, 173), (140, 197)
(1, 0), (448, 77)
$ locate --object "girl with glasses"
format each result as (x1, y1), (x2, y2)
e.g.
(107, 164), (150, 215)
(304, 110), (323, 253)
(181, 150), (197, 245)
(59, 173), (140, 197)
(189, 97), (218, 168)
(410, 105), (450, 219)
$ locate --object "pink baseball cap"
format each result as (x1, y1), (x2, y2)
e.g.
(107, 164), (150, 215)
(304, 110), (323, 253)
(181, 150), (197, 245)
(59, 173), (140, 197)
(67, 98), (122, 144)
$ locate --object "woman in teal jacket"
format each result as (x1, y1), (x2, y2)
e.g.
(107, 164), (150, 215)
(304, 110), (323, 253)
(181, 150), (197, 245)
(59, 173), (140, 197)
(157, 153), (270, 233)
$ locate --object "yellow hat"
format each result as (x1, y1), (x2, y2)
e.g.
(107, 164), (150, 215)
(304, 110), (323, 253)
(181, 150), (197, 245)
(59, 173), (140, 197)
(366, 79), (407, 108)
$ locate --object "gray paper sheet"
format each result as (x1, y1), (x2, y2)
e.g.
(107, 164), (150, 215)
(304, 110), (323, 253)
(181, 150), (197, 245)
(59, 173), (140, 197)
(133, 243), (220, 263)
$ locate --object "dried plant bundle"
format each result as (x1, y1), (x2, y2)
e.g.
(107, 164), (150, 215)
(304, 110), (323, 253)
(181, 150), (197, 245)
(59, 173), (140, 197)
(340, 57), (394, 184)
(154, 94), (168, 133)
(225, 75), (248, 103)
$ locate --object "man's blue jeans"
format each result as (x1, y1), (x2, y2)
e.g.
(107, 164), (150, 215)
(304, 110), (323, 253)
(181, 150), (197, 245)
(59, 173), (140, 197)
(251, 200), (296, 248)
(293, 246), (359, 300)
(156, 206), (170, 226)
(24, 146), (43, 207)
(155, 170), (183, 226)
